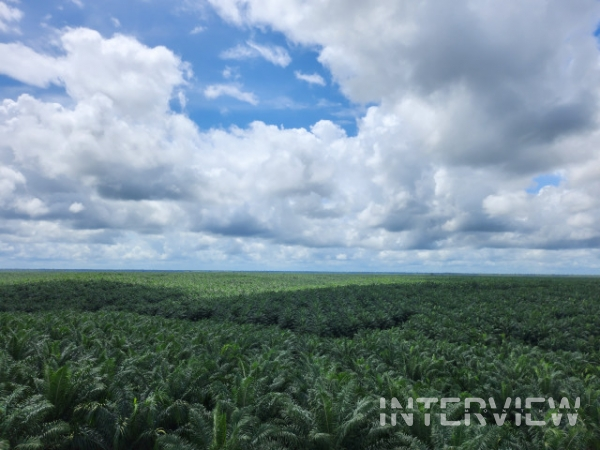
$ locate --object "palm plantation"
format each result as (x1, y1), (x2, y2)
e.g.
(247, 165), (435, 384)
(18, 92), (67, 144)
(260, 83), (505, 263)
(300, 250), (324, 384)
(1, 272), (599, 449)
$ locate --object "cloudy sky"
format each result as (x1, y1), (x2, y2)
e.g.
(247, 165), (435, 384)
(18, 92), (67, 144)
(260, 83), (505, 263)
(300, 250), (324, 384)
(1, 0), (600, 273)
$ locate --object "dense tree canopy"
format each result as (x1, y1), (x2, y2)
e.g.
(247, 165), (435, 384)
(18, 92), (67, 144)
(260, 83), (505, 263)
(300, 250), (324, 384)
(1, 272), (599, 449)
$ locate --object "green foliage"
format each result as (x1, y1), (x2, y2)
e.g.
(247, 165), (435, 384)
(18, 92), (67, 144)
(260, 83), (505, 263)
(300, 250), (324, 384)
(0, 272), (599, 449)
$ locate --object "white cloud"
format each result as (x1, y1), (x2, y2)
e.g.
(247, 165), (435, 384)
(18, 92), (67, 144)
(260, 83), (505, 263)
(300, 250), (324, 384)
(0, 28), (188, 118)
(0, 166), (25, 204)
(221, 41), (291, 67)
(222, 66), (240, 79)
(14, 197), (49, 217)
(246, 41), (291, 67)
(60, 29), (188, 116)
(2, 8), (600, 271)
(111, 17), (121, 28)
(220, 44), (254, 60)
(190, 25), (205, 34)
(204, 83), (258, 104)
(69, 202), (85, 213)
(0, 43), (60, 87)
(0, 1), (22, 33)
(177, 90), (187, 109)
(203, 0), (600, 254)
(294, 71), (325, 86)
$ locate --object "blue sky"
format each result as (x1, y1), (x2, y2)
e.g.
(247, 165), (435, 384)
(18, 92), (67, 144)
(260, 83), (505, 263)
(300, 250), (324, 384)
(1, 0), (359, 134)
(1, 0), (600, 273)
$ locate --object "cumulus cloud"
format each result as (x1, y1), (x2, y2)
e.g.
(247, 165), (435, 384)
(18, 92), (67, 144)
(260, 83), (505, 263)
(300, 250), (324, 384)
(0, 43), (60, 87)
(0, 29), (356, 250)
(0, 166), (25, 205)
(221, 40), (291, 67)
(204, 83), (258, 104)
(0, 28), (188, 117)
(294, 71), (325, 86)
(202, 0), (600, 255)
(2, 0), (600, 272)
(14, 197), (49, 217)
(205, 0), (600, 171)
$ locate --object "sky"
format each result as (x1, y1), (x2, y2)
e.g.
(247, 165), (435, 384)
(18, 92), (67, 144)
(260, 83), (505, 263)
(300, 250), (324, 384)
(1, 0), (600, 273)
